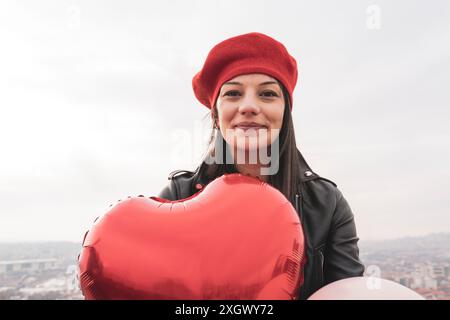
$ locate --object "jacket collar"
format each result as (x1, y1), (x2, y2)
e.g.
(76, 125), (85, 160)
(297, 148), (319, 182)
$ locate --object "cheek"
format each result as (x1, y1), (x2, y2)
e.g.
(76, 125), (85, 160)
(267, 108), (284, 129)
(217, 106), (237, 146)
(265, 107), (284, 145)
(217, 105), (235, 128)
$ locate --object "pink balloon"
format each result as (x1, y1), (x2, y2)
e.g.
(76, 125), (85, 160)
(308, 277), (425, 300)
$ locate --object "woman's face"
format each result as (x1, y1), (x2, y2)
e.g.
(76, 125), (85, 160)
(215, 73), (285, 156)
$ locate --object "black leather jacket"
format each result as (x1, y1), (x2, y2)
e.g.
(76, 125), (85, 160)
(157, 149), (365, 300)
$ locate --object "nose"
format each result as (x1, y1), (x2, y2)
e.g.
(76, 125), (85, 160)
(238, 92), (261, 115)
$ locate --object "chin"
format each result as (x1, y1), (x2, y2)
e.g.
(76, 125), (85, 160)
(232, 141), (272, 154)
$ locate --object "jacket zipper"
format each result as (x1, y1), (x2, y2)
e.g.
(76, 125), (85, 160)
(294, 192), (307, 300)
(316, 250), (324, 285)
(295, 193), (303, 225)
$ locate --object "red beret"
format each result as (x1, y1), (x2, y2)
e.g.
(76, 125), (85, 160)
(192, 32), (298, 110)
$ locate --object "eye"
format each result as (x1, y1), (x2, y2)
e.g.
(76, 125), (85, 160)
(261, 91), (278, 97)
(223, 90), (240, 97)
(223, 90), (278, 98)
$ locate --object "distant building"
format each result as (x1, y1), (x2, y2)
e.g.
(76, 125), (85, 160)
(423, 277), (438, 290)
(0, 259), (60, 275)
(431, 266), (446, 278)
(411, 276), (423, 289)
(398, 277), (413, 288)
(414, 264), (429, 278)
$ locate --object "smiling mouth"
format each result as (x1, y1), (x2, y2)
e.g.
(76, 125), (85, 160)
(234, 125), (268, 131)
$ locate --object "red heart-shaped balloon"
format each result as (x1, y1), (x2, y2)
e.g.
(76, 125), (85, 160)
(78, 173), (305, 299)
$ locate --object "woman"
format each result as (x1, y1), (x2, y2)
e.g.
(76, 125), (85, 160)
(158, 32), (365, 300)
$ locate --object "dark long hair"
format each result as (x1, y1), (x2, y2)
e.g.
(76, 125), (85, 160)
(197, 82), (302, 202)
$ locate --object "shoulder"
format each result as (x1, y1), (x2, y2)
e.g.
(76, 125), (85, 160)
(296, 148), (338, 195)
(167, 169), (196, 180)
(302, 169), (337, 188)
(301, 169), (338, 193)
(299, 171), (357, 240)
(302, 172), (357, 232)
(300, 170), (343, 208)
(157, 169), (197, 200)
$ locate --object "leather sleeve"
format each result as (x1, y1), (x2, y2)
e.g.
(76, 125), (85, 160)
(157, 180), (178, 201)
(323, 188), (365, 284)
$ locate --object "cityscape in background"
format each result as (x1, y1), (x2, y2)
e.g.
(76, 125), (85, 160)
(359, 232), (450, 300)
(0, 232), (449, 300)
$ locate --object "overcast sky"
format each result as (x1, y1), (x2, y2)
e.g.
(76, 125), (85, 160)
(0, 0), (449, 242)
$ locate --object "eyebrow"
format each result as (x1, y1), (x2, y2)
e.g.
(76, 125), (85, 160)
(222, 81), (279, 86)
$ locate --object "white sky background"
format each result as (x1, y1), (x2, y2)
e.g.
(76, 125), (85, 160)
(0, 0), (449, 242)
